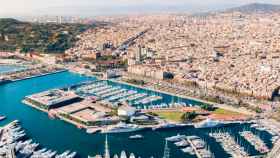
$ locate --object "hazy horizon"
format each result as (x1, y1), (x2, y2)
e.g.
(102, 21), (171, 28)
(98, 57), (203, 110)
(1, 0), (280, 17)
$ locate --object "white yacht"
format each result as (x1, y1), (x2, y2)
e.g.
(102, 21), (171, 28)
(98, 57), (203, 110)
(102, 123), (143, 134)
(129, 134), (144, 140)
(120, 151), (127, 158)
(174, 139), (189, 147)
(194, 118), (225, 128)
(165, 134), (186, 142)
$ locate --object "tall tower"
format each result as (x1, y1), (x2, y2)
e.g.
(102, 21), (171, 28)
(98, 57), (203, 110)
(135, 45), (142, 62)
(104, 135), (110, 158)
(162, 140), (170, 158)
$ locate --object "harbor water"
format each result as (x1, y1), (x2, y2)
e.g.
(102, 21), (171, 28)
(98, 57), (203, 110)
(0, 71), (273, 158)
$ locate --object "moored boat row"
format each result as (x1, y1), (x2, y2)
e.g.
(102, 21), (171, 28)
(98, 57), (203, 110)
(209, 132), (249, 157)
(239, 130), (270, 154)
(166, 134), (213, 158)
(0, 120), (77, 158)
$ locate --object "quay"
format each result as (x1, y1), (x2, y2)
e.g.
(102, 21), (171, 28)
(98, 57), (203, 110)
(186, 137), (202, 158)
(22, 98), (88, 129)
(110, 79), (255, 116)
(11, 69), (68, 82)
(185, 136), (212, 158)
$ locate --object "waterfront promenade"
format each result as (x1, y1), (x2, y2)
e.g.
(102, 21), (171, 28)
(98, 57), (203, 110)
(11, 69), (68, 82)
(111, 78), (255, 116)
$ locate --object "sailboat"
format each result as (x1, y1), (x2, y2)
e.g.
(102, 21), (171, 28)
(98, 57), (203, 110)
(120, 151), (127, 158)
(129, 153), (135, 158)
(0, 115), (6, 121)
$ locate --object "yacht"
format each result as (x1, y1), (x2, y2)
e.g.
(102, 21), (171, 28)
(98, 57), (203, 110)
(181, 146), (195, 155)
(0, 115), (6, 121)
(55, 150), (71, 158)
(194, 118), (225, 128)
(67, 151), (77, 158)
(103, 123), (143, 134)
(192, 139), (205, 149)
(129, 134), (144, 140)
(129, 153), (136, 158)
(165, 134), (186, 142)
(120, 151), (127, 158)
(36, 148), (47, 153)
(174, 139), (189, 147)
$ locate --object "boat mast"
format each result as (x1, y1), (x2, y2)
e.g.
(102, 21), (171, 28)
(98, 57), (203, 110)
(162, 140), (170, 158)
(104, 135), (110, 158)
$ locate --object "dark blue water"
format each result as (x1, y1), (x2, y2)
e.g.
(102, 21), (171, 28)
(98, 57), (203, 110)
(0, 71), (273, 158)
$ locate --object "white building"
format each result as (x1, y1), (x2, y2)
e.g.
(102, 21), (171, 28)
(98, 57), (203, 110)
(117, 105), (136, 117)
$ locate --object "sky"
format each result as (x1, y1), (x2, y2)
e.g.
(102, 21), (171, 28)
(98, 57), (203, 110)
(0, 0), (280, 17)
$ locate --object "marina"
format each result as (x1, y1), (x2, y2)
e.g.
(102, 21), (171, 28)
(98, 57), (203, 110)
(239, 131), (270, 154)
(166, 134), (213, 158)
(74, 81), (165, 108)
(209, 132), (249, 157)
(0, 71), (278, 158)
(1, 3), (280, 158)
(72, 79), (208, 110)
(0, 121), (77, 158)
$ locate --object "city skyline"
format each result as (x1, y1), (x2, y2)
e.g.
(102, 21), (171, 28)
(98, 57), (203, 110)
(1, 0), (280, 17)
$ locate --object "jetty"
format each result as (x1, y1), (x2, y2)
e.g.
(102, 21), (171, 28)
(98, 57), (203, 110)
(186, 136), (212, 158)
(239, 131), (269, 154)
(209, 132), (248, 157)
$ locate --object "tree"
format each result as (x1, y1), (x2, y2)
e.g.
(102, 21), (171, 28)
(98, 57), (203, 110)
(201, 104), (215, 111)
(181, 111), (197, 122)
(255, 107), (262, 113)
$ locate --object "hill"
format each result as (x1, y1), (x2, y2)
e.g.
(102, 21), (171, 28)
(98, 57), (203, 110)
(226, 3), (280, 13)
(0, 18), (95, 53)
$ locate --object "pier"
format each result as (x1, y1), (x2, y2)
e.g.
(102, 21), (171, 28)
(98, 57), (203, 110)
(186, 136), (212, 158)
(209, 132), (248, 157)
(239, 131), (269, 154)
(11, 69), (68, 82)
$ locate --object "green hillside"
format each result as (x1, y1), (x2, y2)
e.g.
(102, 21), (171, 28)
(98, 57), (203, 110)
(0, 18), (94, 53)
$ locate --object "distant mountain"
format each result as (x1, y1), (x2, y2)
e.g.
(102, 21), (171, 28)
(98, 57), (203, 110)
(225, 3), (280, 13)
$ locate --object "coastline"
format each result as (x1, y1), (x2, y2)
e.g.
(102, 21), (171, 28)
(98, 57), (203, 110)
(22, 99), (88, 129)
(12, 69), (68, 82)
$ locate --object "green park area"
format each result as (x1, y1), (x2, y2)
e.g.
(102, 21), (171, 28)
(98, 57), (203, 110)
(153, 111), (184, 122)
(212, 108), (242, 116)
